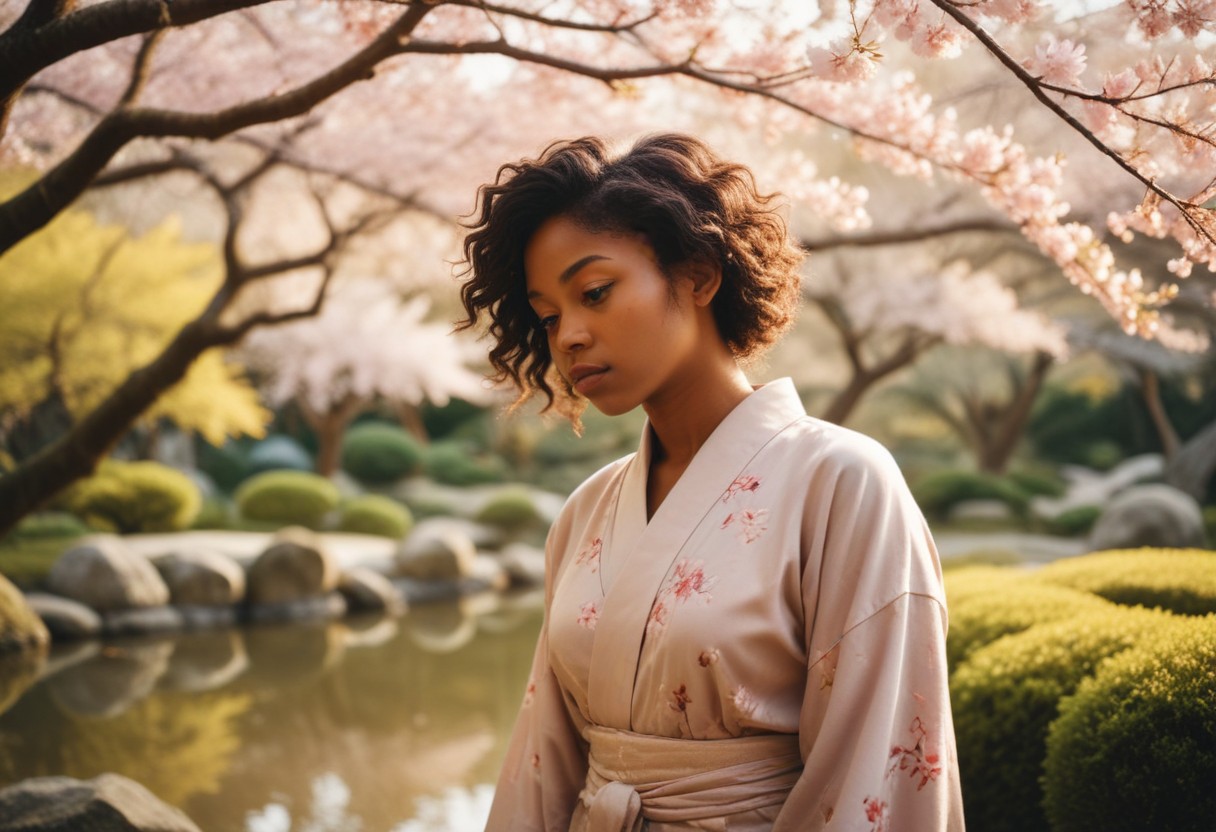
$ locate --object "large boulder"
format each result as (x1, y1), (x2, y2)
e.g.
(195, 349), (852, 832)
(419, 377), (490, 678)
(46, 536), (170, 613)
(395, 520), (477, 581)
(1088, 484), (1206, 551)
(154, 550), (246, 606)
(498, 543), (546, 587)
(0, 574), (49, 654)
(24, 593), (102, 641)
(245, 527), (339, 605)
(0, 773), (201, 832)
(338, 568), (406, 615)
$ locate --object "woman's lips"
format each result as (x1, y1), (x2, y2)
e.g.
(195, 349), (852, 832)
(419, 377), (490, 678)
(569, 364), (609, 396)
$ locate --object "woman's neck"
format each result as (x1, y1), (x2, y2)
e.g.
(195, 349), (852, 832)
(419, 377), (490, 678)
(643, 359), (753, 470)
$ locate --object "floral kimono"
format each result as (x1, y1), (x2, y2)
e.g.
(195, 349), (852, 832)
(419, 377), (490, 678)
(486, 379), (964, 831)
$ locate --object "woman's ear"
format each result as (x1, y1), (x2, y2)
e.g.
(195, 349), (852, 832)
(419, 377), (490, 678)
(680, 260), (723, 307)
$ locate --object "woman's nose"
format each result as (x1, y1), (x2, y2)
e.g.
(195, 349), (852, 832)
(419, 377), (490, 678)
(554, 313), (590, 353)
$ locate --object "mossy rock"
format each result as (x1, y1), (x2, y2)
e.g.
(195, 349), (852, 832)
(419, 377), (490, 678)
(952, 606), (1179, 832)
(474, 487), (542, 529)
(0, 573), (49, 654)
(1036, 548), (1216, 616)
(1043, 615), (1216, 832)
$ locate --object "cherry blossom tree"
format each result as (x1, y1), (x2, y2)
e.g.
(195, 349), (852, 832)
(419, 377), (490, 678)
(0, 0), (1213, 538)
(236, 279), (491, 477)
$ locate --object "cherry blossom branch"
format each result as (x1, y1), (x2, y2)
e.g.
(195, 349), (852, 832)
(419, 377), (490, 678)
(927, 0), (1211, 247)
(0, 1), (435, 258)
(803, 219), (1016, 251)
(118, 30), (164, 106)
(446, 0), (657, 32)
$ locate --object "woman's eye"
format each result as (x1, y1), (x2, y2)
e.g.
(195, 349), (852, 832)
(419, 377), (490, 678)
(537, 314), (558, 332)
(584, 283), (612, 304)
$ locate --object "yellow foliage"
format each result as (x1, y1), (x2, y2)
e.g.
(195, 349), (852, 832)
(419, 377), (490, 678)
(0, 195), (269, 444)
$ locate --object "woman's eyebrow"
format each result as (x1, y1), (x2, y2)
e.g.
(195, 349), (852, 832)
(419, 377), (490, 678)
(528, 254), (611, 298)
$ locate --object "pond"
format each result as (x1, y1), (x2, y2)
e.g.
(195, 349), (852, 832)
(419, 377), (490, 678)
(0, 591), (543, 831)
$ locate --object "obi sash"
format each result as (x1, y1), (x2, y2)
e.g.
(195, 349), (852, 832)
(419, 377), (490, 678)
(573, 725), (802, 831)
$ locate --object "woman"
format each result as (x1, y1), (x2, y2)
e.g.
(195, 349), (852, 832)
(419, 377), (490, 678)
(459, 133), (964, 831)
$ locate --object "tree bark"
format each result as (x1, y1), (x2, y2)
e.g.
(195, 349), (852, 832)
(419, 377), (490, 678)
(1138, 368), (1181, 461)
(973, 351), (1054, 474)
(394, 401), (430, 445)
(297, 394), (365, 478)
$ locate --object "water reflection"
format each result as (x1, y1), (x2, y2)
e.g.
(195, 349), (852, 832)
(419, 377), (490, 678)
(0, 593), (543, 830)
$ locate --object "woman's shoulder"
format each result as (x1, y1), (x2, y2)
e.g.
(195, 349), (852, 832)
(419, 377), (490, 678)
(771, 414), (903, 481)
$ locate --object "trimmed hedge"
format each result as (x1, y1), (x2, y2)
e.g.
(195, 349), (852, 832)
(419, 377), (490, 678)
(425, 441), (508, 486)
(234, 470), (340, 529)
(952, 606), (1178, 832)
(1036, 548), (1216, 616)
(475, 487), (541, 529)
(944, 568), (1115, 670)
(912, 470), (1030, 521)
(1040, 504), (1101, 537)
(1043, 615), (1216, 832)
(342, 423), (425, 484)
(64, 460), (202, 533)
(337, 495), (414, 539)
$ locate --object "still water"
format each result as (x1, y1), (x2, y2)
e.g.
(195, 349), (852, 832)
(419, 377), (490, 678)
(0, 591), (542, 831)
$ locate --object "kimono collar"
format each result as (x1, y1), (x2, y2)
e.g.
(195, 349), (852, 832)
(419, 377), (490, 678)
(588, 377), (808, 728)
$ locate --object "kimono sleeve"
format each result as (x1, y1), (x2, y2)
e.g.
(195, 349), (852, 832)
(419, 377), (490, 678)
(773, 438), (965, 831)
(484, 511), (589, 831)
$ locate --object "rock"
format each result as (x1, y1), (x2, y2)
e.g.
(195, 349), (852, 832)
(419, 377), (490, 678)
(395, 521), (477, 581)
(154, 550), (246, 606)
(25, 593), (102, 640)
(0, 574), (50, 654)
(248, 434), (313, 472)
(162, 631), (249, 693)
(46, 536), (170, 613)
(246, 592), (347, 624)
(246, 527), (340, 605)
(47, 641), (172, 717)
(498, 543), (546, 587)
(102, 606), (186, 637)
(467, 554), (510, 592)
(948, 499), (1013, 522)
(338, 568), (406, 615)
(1089, 483), (1207, 551)
(177, 605), (239, 629)
(0, 773), (202, 832)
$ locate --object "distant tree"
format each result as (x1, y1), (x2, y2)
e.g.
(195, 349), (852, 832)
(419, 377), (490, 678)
(237, 279), (490, 477)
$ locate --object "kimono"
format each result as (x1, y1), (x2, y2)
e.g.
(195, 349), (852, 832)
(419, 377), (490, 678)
(486, 378), (964, 831)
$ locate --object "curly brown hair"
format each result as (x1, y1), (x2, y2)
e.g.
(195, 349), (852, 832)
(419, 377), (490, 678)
(458, 132), (804, 417)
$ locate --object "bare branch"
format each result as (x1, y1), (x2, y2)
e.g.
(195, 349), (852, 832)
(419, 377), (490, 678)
(445, 0), (657, 32)
(118, 30), (165, 106)
(0, 1), (435, 257)
(803, 219), (1017, 251)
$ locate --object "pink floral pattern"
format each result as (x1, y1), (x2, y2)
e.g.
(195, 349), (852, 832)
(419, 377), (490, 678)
(669, 683), (694, 736)
(887, 716), (943, 791)
(576, 600), (600, 631)
(646, 559), (718, 635)
(522, 679), (536, 707)
(863, 796), (889, 832)
(575, 536), (602, 572)
(721, 474), (761, 503)
(698, 648), (720, 667)
(720, 508), (770, 543)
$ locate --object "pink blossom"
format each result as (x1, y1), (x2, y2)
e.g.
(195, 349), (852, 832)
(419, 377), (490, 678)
(1102, 68), (1140, 99)
(910, 22), (964, 59)
(577, 601), (600, 631)
(1025, 34), (1087, 85)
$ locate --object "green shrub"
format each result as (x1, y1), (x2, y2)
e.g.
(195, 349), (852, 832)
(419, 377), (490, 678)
(941, 549), (1023, 571)
(425, 441), (508, 486)
(195, 438), (254, 493)
(12, 512), (91, 540)
(1081, 439), (1123, 471)
(475, 487), (541, 529)
(1036, 548), (1216, 616)
(190, 496), (234, 530)
(248, 434), (313, 473)
(1203, 505), (1216, 545)
(64, 460), (202, 533)
(952, 606), (1178, 832)
(1043, 615), (1216, 832)
(1041, 504), (1101, 537)
(1006, 466), (1067, 498)
(234, 470), (340, 529)
(337, 495), (414, 538)
(945, 572), (1114, 671)
(341, 423), (425, 484)
(911, 470), (1030, 521)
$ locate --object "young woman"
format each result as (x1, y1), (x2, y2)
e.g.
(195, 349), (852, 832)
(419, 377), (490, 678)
(460, 133), (964, 832)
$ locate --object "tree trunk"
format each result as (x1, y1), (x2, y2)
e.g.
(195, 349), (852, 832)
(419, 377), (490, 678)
(1138, 368), (1181, 461)
(974, 351), (1054, 474)
(821, 335), (932, 425)
(394, 401), (430, 445)
(297, 394), (365, 479)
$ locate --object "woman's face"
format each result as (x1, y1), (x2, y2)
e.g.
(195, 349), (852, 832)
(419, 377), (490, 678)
(524, 214), (707, 416)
